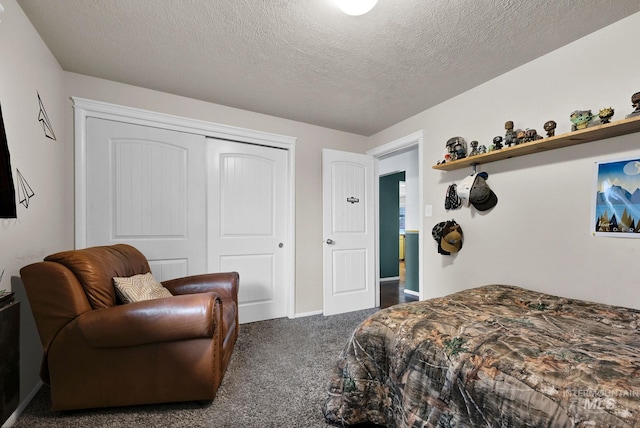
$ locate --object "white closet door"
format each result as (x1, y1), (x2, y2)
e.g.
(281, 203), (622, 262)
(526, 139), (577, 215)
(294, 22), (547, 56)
(207, 138), (289, 324)
(85, 118), (207, 280)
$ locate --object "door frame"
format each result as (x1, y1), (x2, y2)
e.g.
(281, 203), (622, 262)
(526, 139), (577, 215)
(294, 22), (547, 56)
(72, 97), (298, 318)
(367, 130), (424, 302)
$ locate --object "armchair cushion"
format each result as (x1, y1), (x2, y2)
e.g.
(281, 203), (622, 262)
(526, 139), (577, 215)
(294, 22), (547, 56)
(113, 272), (172, 303)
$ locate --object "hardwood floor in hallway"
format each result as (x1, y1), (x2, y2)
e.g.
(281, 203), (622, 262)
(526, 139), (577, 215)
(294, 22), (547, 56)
(379, 262), (418, 309)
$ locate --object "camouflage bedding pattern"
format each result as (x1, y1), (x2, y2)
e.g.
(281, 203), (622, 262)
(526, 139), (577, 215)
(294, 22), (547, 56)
(323, 285), (640, 427)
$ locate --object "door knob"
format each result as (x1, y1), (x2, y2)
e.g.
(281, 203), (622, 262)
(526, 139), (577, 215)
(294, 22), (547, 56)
(326, 239), (334, 245)
(278, 243), (284, 248)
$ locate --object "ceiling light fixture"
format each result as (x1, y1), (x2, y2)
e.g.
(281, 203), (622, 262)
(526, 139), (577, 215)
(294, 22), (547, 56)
(334, 0), (378, 16)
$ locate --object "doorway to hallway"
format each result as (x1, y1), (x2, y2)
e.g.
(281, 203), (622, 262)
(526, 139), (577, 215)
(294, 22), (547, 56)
(376, 143), (421, 307)
(379, 171), (418, 308)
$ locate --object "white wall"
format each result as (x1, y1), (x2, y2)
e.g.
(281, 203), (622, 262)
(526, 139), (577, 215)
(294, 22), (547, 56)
(0, 0), (70, 418)
(369, 12), (640, 308)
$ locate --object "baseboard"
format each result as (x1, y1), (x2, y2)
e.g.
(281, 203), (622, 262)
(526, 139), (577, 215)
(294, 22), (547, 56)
(404, 289), (419, 297)
(380, 276), (400, 282)
(291, 310), (323, 318)
(2, 381), (42, 427)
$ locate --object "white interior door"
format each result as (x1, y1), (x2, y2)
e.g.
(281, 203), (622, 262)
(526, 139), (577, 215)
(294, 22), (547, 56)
(85, 118), (207, 280)
(208, 138), (289, 324)
(322, 149), (375, 316)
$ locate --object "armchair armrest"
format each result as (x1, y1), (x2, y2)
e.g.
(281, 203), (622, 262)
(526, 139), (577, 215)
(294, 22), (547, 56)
(162, 272), (239, 302)
(74, 293), (221, 348)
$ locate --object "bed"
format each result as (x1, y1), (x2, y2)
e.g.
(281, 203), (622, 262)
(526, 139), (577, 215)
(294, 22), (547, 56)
(323, 284), (640, 427)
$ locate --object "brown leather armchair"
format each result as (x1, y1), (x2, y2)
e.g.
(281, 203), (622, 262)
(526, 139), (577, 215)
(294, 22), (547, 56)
(20, 244), (239, 411)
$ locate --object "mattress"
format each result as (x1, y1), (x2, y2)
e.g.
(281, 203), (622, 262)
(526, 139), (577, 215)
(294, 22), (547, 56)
(323, 284), (640, 427)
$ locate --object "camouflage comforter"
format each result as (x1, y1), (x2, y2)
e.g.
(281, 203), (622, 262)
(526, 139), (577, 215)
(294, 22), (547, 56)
(323, 284), (640, 427)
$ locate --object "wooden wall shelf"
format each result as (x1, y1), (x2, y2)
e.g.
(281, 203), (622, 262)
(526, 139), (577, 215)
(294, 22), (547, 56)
(432, 114), (640, 171)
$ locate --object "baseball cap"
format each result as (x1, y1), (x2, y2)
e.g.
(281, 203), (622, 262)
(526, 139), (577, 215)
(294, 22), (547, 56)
(457, 175), (476, 206)
(469, 175), (498, 211)
(431, 220), (463, 255)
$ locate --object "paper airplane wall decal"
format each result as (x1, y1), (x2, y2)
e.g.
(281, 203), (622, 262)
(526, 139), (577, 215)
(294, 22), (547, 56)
(37, 92), (56, 140)
(16, 168), (34, 208)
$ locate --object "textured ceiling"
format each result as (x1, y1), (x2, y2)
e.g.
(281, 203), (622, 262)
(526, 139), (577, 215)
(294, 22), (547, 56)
(16, 0), (640, 136)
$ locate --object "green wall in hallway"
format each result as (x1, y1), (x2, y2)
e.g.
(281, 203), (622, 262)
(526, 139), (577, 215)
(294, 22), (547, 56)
(379, 171), (405, 278)
(405, 231), (419, 292)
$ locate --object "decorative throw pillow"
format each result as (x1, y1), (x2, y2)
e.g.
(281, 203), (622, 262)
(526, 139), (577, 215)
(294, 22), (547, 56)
(113, 272), (172, 303)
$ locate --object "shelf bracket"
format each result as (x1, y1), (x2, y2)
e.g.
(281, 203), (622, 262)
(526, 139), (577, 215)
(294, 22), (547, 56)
(470, 163), (478, 174)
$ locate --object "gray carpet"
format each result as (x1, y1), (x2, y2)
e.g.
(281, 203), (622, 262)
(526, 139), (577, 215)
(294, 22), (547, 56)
(13, 308), (379, 428)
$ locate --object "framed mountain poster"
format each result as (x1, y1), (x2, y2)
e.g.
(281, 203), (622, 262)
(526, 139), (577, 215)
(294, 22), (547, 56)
(592, 156), (640, 237)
